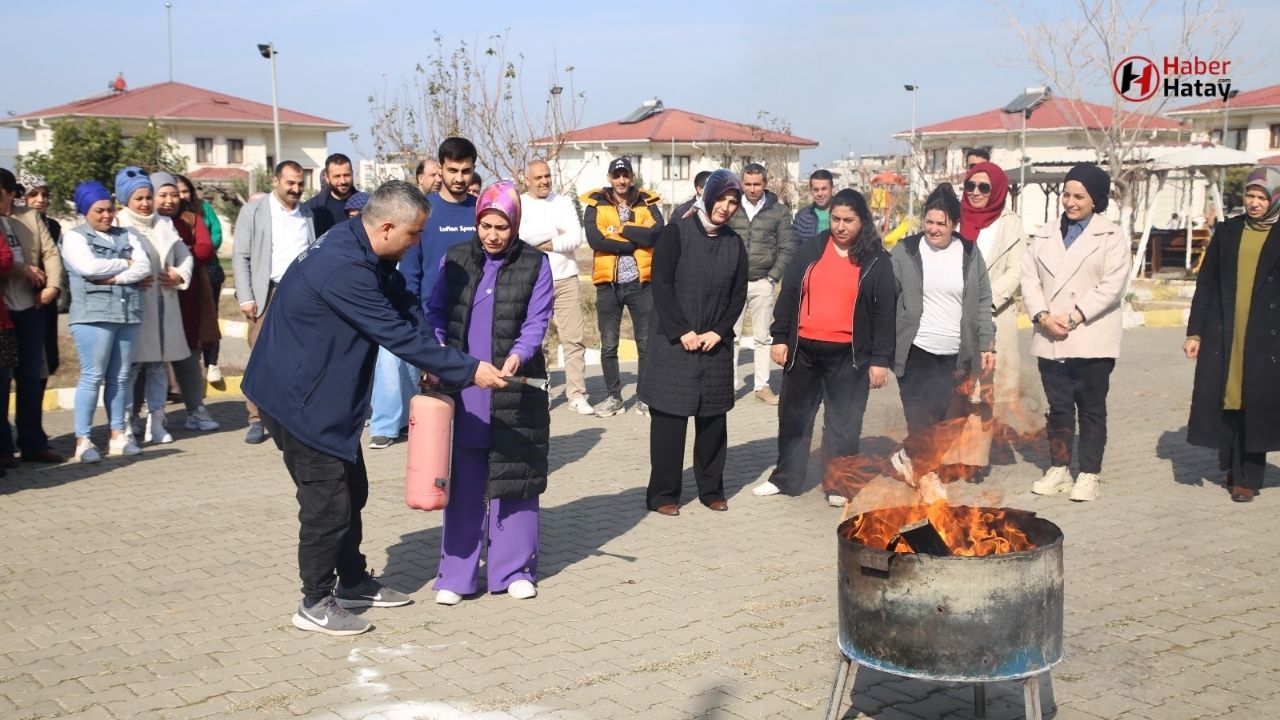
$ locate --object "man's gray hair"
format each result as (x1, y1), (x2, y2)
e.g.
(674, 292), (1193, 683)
(742, 162), (768, 180)
(363, 180), (432, 225)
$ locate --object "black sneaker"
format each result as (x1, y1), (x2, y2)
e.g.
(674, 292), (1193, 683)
(335, 575), (413, 608)
(369, 435), (394, 449)
(292, 595), (372, 636)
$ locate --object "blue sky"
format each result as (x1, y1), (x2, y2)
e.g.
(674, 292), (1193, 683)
(4, 0), (1277, 173)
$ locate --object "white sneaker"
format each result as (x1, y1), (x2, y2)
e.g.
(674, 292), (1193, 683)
(435, 590), (462, 606)
(1069, 472), (1100, 502)
(752, 480), (782, 497)
(108, 435), (142, 457)
(185, 406), (220, 431)
(916, 472), (948, 505)
(1032, 466), (1074, 495)
(827, 494), (846, 507)
(145, 411), (173, 444)
(75, 440), (101, 464)
(206, 364), (224, 384)
(890, 449), (914, 483)
(507, 580), (537, 599)
(567, 396), (594, 415)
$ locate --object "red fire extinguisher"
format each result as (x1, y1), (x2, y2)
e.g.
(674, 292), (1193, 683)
(404, 390), (453, 511)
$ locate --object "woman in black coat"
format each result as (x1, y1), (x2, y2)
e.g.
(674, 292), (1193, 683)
(640, 170), (748, 515)
(753, 189), (897, 507)
(1184, 166), (1280, 502)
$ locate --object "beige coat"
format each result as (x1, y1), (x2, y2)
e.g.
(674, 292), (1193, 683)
(1021, 213), (1129, 360)
(115, 211), (193, 362)
(981, 212), (1027, 402)
(4, 207), (65, 301)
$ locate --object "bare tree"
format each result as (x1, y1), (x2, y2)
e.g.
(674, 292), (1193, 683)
(1001, 0), (1242, 233)
(719, 111), (805, 206)
(354, 31), (586, 188)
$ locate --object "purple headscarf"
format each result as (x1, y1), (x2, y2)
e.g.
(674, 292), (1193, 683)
(475, 180), (522, 237)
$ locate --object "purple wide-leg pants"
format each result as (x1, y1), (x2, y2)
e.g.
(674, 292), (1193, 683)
(434, 446), (539, 595)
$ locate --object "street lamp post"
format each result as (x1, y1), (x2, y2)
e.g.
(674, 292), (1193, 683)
(1218, 89), (1241, 209)
(257, 43), (281, 168)
(904, 84), (918, 226)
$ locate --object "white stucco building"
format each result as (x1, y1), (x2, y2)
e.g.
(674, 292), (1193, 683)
(2, 78), (347, 191)
(1167, 82), (1280, 169)
(532, 100), (818, 215)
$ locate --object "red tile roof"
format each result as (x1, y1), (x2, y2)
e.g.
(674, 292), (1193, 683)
(187, 167), (250, 182)
(1260, 154), (1280, 166)
(535, 108), (818, 147)
(5, 81), (346, 129)
(899, 97), (1181, 137)
(1170, 83), (1280, 114)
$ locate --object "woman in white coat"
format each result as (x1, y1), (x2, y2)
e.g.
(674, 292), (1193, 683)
(113, 166), (192, 444)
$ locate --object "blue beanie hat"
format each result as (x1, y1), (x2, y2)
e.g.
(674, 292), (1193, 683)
(114, 166), (153, 205)
(74, 181), (113, 216)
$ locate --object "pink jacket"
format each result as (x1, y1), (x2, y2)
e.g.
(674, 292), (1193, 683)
(1021, 213), (1129, 360)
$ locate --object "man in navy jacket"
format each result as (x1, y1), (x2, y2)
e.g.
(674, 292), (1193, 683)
(243, 180), (505, 636)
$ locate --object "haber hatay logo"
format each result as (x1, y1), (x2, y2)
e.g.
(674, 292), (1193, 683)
(1114, 55), (1159, 102)
(1113, 54), (1236, 103)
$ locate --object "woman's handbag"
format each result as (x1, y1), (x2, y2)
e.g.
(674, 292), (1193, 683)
(0, 328), (17, 368)
(404, 390), (455, 511)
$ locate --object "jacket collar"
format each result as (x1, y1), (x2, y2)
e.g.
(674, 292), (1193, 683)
(1036, 212), (1116, 293)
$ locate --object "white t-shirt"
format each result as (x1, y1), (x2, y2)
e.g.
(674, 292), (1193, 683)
(976, 223), (998, 261)
(914, 239), (964, 356)
(268, 194), (312, 282)
(519, 192), (584, 281)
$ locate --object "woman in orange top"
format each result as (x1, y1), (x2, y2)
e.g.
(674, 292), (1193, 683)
(753, 190), (897, 506)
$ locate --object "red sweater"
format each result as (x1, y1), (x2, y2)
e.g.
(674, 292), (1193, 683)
(797, 240), (859, 343)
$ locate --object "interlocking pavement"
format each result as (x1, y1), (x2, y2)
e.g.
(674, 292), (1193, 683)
(1, 326), (1277, 719)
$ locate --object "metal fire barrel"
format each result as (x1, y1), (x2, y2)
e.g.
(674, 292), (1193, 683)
(836, 507), (1064, 683)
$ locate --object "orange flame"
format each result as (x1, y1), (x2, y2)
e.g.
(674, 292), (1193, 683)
(842, 503), (1036, 557)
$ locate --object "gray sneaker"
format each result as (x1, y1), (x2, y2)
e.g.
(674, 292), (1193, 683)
(633, 400), (650, 417)
(594, 396), (625, 417)
(292, 595), (372, 636)
(244, 422), (267, 444)
(335, 575), (412, 608)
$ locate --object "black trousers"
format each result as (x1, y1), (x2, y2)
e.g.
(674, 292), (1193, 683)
(262, 414), (369, 601)
(769, 339), (870, 494)
(0, 308), (51, 458)
(1220, 410), (1266, 490)
(898, 345), (965, 471)
(1038, 357), (1115, 475)
(647, 408), (727, 508)
(596, 281), (650, 399)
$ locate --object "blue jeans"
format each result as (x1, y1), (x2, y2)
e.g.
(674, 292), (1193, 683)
(0, 307), (51, 457)
(369, 346), (417, 437)
(70, 322), (140, 438)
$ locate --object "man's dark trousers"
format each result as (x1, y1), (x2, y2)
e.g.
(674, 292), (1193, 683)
(262, 414), (369, 602)
(596, 281), (651, 399)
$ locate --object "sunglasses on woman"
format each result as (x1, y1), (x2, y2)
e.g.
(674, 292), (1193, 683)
(963, 181), (992, 194)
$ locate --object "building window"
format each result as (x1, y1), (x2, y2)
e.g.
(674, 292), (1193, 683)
(227, 139), (244, 164)
(1210, 128), (1247, 150)
(927, 148), (947, 173)
(195, 137), (214, 164)
(304, 169), (315, 190)
(1271, 124), (1280, 149)
(266, 155), (276, 172)
(662, 155), (691, 181)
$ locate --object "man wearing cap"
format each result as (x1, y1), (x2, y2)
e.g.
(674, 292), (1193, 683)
(0, 168), (64, 465)
(671, 170), (711, 221)
(581, 158), (664, 417)
(234, 160), (317, 444)
(521, 159), (592, 415)
(345, 192), (370, 218)
(727, 162), (793, 405)
(304, 153), (358, 238)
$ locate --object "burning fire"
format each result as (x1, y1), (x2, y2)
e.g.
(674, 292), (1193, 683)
(842, 503), (1037, 557)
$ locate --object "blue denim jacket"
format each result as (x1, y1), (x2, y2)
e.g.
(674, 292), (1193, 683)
(67, 224), (144, 325)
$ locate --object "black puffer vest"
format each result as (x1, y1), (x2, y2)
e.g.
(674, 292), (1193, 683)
(441, 238), (550, 500)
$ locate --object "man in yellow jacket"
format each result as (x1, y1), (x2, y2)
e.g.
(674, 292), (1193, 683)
(581, 158), (664, 417)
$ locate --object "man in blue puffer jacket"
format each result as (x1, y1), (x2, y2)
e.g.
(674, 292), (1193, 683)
(243, 180), (506, 637)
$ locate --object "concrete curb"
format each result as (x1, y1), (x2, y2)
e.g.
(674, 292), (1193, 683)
(42, 375), (244, 412)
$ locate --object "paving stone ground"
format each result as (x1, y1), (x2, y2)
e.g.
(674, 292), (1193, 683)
(2, 327), (1277, 719)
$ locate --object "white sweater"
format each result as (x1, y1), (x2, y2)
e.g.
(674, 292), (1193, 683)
(519, 192), (584, 281)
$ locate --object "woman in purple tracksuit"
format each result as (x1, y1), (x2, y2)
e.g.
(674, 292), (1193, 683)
(426, 180), (554, 604)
